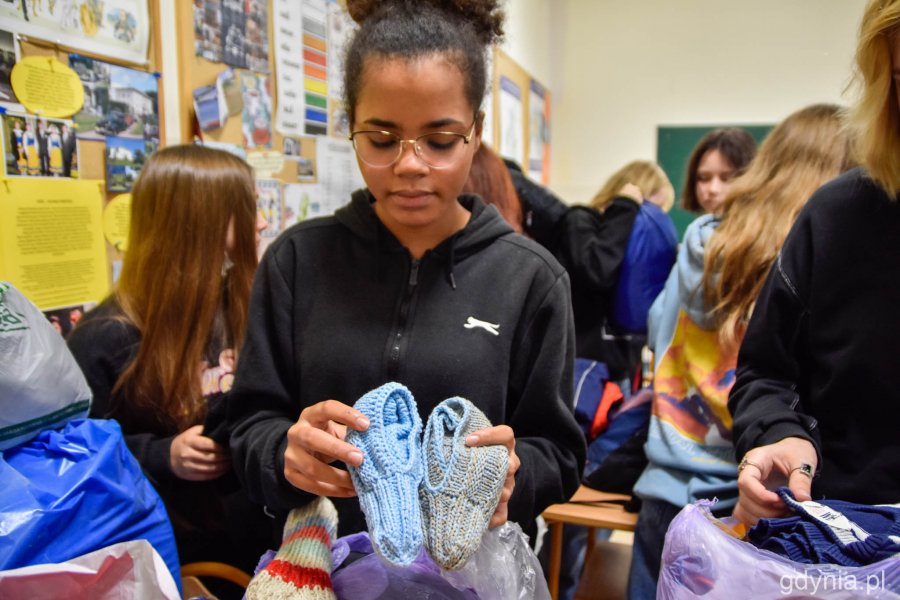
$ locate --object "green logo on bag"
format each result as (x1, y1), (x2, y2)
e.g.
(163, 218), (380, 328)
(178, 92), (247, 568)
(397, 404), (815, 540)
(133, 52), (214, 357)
(0, 304), (28, 333)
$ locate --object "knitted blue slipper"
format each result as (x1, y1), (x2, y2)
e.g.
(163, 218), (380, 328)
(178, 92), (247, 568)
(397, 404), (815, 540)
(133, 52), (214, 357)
(419, 397), (509, 570)
(345, 382), (424, 566)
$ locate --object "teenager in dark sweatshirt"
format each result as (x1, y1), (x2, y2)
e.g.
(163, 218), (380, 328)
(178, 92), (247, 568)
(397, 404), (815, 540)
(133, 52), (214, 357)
(226, 0), (585, 542)
(729, 0), (900, 524)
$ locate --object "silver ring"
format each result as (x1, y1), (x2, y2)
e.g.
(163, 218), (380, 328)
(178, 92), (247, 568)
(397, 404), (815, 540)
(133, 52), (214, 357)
(738, 457), (761, 473)
(791, 463), (814, 479)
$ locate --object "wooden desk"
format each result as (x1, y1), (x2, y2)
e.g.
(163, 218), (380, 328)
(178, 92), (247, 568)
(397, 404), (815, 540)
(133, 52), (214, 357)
(541, 486), (638, 600)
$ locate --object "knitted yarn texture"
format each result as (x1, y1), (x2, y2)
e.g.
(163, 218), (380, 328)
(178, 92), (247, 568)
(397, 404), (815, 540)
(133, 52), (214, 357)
(346, 382), (425, 566)
(420, 396), (509, 570)
(245, 496), (338, 600)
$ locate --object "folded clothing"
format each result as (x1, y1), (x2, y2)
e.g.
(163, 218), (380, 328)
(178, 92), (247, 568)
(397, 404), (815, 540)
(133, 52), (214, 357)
(420, 396), (509, 570)
(346, 382), (424, 566)
(748, 487), (900, 566)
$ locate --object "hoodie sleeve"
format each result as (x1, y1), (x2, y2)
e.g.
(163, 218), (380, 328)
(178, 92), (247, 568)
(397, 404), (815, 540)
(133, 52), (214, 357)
(553, 198), (640, 294)
(506, 270), (586, 524)
(67, 316), (175, 482)
(728, 214), (820, 462)
(227, 242), (316, 511)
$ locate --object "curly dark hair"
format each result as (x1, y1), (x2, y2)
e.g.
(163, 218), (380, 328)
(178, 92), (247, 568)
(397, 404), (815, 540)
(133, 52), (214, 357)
(344, 0), (504, 127)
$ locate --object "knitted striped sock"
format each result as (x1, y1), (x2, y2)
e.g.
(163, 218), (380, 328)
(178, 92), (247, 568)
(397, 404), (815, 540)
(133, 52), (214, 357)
(420, 397), (509, 570)
(345, 382), (425, 566)
(245, 496), (338, 600)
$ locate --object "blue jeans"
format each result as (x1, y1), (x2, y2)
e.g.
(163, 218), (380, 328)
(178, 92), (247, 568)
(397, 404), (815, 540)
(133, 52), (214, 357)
(627, 499), (682, 600)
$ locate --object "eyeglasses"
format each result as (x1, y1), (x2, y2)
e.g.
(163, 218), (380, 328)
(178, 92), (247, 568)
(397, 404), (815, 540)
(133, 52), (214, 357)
(349, 121), (477, 169)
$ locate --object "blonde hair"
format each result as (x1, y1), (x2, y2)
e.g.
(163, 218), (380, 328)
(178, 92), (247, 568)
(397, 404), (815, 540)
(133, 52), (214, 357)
(848, 0), (900, 196)
(113, 145), (259, 430)
(702, 104), (856, 349)
(590, 160), (673, 212)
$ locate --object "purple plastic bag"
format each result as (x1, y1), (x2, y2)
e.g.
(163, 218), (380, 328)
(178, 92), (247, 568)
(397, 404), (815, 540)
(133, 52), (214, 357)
(331, 533), (479, 600)
(659, 502), (900, 599)
(331, 522), (549, 600)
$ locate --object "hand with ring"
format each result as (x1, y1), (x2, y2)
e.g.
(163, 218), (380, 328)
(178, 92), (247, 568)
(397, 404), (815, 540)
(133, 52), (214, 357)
(733, 436), (818, 526)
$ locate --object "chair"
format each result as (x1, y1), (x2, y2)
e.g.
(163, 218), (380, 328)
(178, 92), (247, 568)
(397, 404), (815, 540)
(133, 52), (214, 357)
(181, 561), (252, 598)
(541, 486), (638, 600)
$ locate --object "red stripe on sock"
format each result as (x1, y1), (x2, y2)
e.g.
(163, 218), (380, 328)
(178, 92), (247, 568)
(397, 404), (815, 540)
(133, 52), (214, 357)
(266, 559), (333, 589)
(283, 524), (331, 546)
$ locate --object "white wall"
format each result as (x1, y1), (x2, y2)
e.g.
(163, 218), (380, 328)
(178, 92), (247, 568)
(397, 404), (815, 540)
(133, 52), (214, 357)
(502, 0), (562, 92)
(504, 0), (868, 204)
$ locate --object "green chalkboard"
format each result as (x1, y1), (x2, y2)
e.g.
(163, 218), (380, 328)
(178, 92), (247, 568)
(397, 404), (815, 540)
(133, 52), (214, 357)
(657, 125), (772, 239)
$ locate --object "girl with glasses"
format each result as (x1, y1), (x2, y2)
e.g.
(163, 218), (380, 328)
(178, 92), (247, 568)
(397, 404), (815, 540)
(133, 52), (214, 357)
(227, 0), (585, 551)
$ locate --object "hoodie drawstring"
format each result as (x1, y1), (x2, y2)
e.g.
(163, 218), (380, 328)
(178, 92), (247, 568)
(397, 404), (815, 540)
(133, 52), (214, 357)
(446, 236), (457, 290)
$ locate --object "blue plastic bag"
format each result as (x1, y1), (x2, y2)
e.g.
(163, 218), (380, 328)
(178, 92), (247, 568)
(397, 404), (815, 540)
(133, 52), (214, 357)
(0, 418), (180, 588)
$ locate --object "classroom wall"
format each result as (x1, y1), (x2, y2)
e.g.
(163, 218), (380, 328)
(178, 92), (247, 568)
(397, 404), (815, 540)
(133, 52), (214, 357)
(156, 0), (869, 205)
(547, 0), (869, 205)
(502, 0), (561, 93)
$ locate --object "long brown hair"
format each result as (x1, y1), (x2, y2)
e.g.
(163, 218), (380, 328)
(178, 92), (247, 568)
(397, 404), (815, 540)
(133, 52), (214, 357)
(702, 104), (856, 349)
(462, 143), (523, 231)
(114, 144), (258, 430)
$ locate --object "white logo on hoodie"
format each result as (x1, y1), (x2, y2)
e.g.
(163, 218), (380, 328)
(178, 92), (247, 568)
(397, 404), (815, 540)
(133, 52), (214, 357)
(464, 316), (500, 336)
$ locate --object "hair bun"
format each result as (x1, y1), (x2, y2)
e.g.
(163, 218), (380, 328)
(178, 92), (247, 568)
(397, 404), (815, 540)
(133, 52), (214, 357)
(345, 0), (504, 45)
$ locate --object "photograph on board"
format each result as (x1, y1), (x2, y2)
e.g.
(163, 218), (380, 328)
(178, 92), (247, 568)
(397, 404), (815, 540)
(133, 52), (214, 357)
(2, 112), (79, 179)
(70, 55), (159, 143)
(0, 28), (23, 111)
(43, 302), (96, 337)
(193, 0), (223, 63)
(106, 135), (156, 192)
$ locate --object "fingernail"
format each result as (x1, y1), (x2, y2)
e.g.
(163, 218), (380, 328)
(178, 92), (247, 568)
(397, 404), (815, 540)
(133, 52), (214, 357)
(466, 434), (479, 445)
(348, 451), (363, 465)
(356, 417), (370, 430)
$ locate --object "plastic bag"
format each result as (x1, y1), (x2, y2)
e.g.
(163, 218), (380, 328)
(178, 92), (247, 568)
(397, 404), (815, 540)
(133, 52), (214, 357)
(0, 418), (180, 589)
(331, 522), (550, 600)
(0, 282), (92, 450)
(659, 502), (900, 599)
(0, 539), (180, 600)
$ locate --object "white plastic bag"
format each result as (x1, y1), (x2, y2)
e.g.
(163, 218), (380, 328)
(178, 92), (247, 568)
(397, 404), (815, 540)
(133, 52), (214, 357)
(445, 521), (551, 600)
(0, 539), (180, 600)
(0, 282), (92, 450)
(659, 502), (900, 599)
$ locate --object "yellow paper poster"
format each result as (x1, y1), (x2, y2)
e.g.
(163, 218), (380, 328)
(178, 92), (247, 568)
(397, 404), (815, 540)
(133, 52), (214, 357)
(0, 178), (109, 310)
(10, 56), (85, 118)
(103, 193), (132, 251)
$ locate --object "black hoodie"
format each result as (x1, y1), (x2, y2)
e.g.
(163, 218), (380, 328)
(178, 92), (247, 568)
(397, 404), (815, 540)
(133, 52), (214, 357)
(227, 190), (586, 538)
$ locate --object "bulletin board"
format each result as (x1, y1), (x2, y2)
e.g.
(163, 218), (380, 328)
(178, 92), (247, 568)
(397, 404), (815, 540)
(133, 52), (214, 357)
(491, 48), (552, 185)
(0, 0), (165, 321)
(657, 124), (772, 239)
(175, 0), (365, 254)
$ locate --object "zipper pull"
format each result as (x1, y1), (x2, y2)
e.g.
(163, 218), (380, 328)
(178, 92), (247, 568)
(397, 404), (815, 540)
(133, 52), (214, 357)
(409, 259), (420, 286)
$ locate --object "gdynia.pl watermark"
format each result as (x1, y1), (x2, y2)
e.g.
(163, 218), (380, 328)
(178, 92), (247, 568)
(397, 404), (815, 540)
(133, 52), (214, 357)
(779, 570), (887, 595)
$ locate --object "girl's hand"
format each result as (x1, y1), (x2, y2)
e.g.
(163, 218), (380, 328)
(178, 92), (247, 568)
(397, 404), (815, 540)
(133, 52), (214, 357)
(284, 399), (370, 497)
(733, 436), (818, 526)
(170, 425), (231, 481)
(618, 183), (644, 204)
(466, 424), (520, 528)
